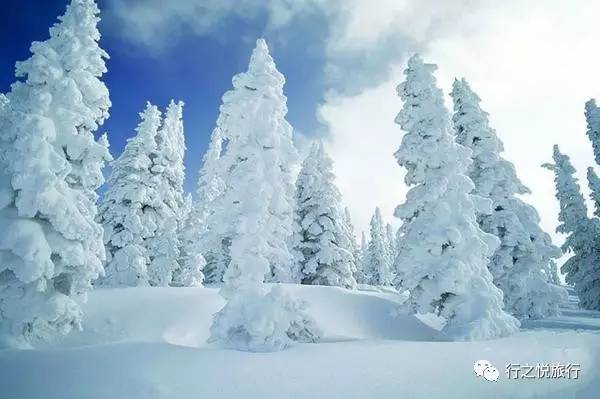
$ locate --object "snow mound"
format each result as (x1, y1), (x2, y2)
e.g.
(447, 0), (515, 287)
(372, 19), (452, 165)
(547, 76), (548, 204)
(1, 285), (599, 399)
(50, 284), (442, 348)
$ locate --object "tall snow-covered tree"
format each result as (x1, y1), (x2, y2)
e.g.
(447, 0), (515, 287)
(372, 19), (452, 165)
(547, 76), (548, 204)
(544, 147), (600, 310)
(145, 100), (188, 286)
(451, 78), (566, 319)
(99, 103), (161, 287)
(208, 39), (320, 351)
(585, 99), (600, 166)
(0, 0), (110, 347)
(364, 207), (393, 285)
(294, 143), (356, 288)
(393, 55), (519, 340)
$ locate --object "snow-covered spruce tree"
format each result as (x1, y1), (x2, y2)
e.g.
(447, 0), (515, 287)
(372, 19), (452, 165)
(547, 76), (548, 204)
(145, 100), (189, 287)
(354, 232), (369, 284)
(451, 78), (566, 319)
(393, 55), (519, 340)
(341, 207), (360, 281)
(187, 126), (228, 284)
(364, 207), (393, 285)
(208, 39), (320, 351)
(173, 193), (206, 287)
(294, 143), (356, 288)
(0, 0), (110, 347)
(99, 103), (162, 287)
(543, 147), (600, 310)
(585, 99), (600, 166)
(385, 223), (397, 265)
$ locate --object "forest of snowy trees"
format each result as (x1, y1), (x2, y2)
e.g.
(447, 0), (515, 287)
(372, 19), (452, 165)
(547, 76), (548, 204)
(1, 0), (599, 351)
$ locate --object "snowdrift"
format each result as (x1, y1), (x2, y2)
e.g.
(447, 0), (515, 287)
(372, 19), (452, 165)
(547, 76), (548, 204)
(1, 285), (599, 399)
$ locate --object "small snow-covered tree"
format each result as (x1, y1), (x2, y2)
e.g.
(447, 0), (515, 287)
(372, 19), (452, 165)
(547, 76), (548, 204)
(364, 207), (393, 285)
(451, 78), (566, 319)
(341, 207), (360, 279)
(294, 143), (356, 288)
(208, 39), (320, 352)
(585, 99), (600, 166)
(543, 146), (600, 310)
(173, 193), (205, 287)
(354, 232), (369, 284)
(393, 55), (519, 340)
(385, 223), (397, 264)
(0, 0), (110, 347)
(99, 103), (161, 287)
(187, 127), (228, 284)
(145, 100), (188, 286)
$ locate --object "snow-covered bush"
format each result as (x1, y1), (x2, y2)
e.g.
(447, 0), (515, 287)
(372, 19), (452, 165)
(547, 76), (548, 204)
(544, 146), (600, 310)
(208, 39), (320, 351)
(0, 0), (110, 347)
(364, 208), (393, 285)
(393, 55), (519, 340)
(451, 78), (566, 319)
(294, 143), (356, 288)
(99, 103), (161, 287)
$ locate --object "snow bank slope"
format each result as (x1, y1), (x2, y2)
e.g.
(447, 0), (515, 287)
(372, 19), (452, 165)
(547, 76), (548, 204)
(51, 284), (440, 348)
(1, 285), (599, 399)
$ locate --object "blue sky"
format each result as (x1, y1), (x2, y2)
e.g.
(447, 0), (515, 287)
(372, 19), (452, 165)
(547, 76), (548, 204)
(3, 0), (600, 240)
(1, 0), (329, 194)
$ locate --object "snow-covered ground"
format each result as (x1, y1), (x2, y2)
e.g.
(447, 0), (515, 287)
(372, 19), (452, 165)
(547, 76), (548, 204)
(1, 285), (599, 399)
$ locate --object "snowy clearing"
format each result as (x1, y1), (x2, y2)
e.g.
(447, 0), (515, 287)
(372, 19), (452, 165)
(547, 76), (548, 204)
(1, 284), (598, 399)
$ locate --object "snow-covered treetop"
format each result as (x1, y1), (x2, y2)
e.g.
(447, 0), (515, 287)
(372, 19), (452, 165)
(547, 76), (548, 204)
(585, 99), (600, 166)
(451, 78), (529, 198)
(543, 145), (590, 252)
(14, 0), (110, 131)
(394, 55), (471, 188)
(218, 39), (295, 161)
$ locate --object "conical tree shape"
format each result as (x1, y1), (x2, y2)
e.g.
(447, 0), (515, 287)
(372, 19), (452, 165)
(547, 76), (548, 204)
(365, 207), (393, 285)
(0, 0), (110, 347)
(294, 142), (356, 288)
(99, 103), (162, 287)
(208, 39), (320, 352)
(451, 78), (566, 319)
(393, 55), (519, 340)
(544, 146), (600, 310)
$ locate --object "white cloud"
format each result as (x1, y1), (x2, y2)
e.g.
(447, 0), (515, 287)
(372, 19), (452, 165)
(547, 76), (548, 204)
(322, 0), (600, 246)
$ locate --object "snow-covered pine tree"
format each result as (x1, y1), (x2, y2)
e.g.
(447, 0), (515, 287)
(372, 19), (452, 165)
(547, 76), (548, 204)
(451, 78), (566, 319)
(543, 147), (600, 310)
(145, 100), (188, 286)
(294, 142), (356, 288)
(341, 207), (360, 280)
(393, 55), (519, 340)
(173, 193), (206, 287)
(585, 99), (600, 166)
(208, 39), (320, 351)
(354, 231), (369, 284)
(385, 223), (397, 265)
(0, 0), (110, 347)
(99, 103), (162, 287)
(364, 207), (393, 286)
(187, 126), (228, 284)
